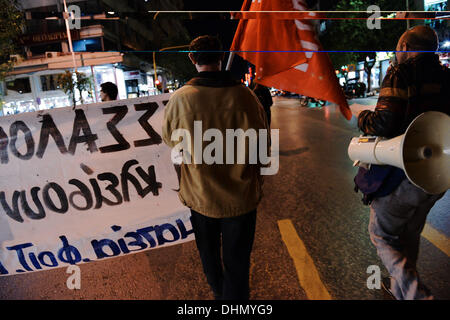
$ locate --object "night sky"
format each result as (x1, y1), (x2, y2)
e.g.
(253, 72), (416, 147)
(182, 0), (244, 48)
(182, 0), (249, 78)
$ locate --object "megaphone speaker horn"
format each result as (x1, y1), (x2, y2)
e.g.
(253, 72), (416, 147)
(348, 111), (450, 195)
(401, 111), (450, 195)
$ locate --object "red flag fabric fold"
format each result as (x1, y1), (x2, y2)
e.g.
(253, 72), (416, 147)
(230, 0), (352, 120)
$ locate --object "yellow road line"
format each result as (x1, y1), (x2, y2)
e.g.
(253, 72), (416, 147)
(277, 219), (332, 300)
(422, 223), (450, 257)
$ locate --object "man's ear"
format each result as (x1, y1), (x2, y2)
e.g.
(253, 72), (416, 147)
(402, 41), (408, 52)
(188, 53), (196, 65)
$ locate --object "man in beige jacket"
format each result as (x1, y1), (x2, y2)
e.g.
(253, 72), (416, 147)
(162, 35), (269, 300)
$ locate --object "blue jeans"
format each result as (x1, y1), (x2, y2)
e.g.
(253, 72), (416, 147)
(369, 179), (444, 300)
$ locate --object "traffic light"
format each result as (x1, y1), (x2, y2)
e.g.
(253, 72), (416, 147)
(155, 79), (162, 92)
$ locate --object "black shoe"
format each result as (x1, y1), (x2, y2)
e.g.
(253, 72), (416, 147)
(381, 277), (396, 300)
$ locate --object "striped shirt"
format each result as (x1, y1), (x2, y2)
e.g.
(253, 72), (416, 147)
(358, 53), (450, 138)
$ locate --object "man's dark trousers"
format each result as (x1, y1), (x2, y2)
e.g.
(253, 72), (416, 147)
(190, 209), (257, 300)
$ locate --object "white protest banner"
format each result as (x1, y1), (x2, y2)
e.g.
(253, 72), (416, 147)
(0, 93), (194, 276)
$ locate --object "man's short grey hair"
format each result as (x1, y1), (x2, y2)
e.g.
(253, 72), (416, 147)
(400, 25), (439, 51)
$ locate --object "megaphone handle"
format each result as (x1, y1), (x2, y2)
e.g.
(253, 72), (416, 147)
(353, 160), (371, 170)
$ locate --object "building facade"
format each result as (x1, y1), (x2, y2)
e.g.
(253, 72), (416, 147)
(1, 0), (189, 116)
(424, 0), (449, 67)
(343, 0), (448, 93)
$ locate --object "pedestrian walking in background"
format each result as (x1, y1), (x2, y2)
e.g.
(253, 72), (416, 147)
(100, 82), (118, 101)
(250, 82), (273, 126)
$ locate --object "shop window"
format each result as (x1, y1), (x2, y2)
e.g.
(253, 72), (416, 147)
(126, 79), (139, 98)
(73, 38), (102, 52)
(40, 74), (63, 91)
(6, 78), (31, 94)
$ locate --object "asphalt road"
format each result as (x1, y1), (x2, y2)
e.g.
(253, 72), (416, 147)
(0, 96), (448, 300)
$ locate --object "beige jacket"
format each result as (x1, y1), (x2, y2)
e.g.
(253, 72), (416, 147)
(162, 72), (269, 218)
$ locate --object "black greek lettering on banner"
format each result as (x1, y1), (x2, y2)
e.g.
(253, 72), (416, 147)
(0, 191), (23, 223)
(9, 121), (34, 160)
(68, 179), (93, 211)
(43, 182), (69, 214)
(88, 178), (103, 209)
(133, 102), (162, 147)
(99, 105), (130, 153)
(21, 187), (46, 220)
(97, 172), (123, 206)
(68, 109), (98, 155)
(135, 165), (162, 197)
(36, 114), (68, 158)
(0, 159), (161, 223)
(0, 126), (8, 164)
(121, 159), (144, 202)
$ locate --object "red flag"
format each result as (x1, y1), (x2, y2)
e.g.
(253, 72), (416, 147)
(231, 0), (352, 120)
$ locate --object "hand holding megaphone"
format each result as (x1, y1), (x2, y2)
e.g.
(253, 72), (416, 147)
(348, 111), (450, 195)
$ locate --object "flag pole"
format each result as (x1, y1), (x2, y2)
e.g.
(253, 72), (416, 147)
(225, 52), (235, 71)
(225, 13), (235, 71)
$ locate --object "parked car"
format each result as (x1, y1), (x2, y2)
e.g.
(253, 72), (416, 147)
(344, 78), (366, 98)
(300, 96), (326, 107)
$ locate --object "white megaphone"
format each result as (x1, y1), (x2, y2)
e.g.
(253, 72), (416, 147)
(348, 111), (450, 195)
